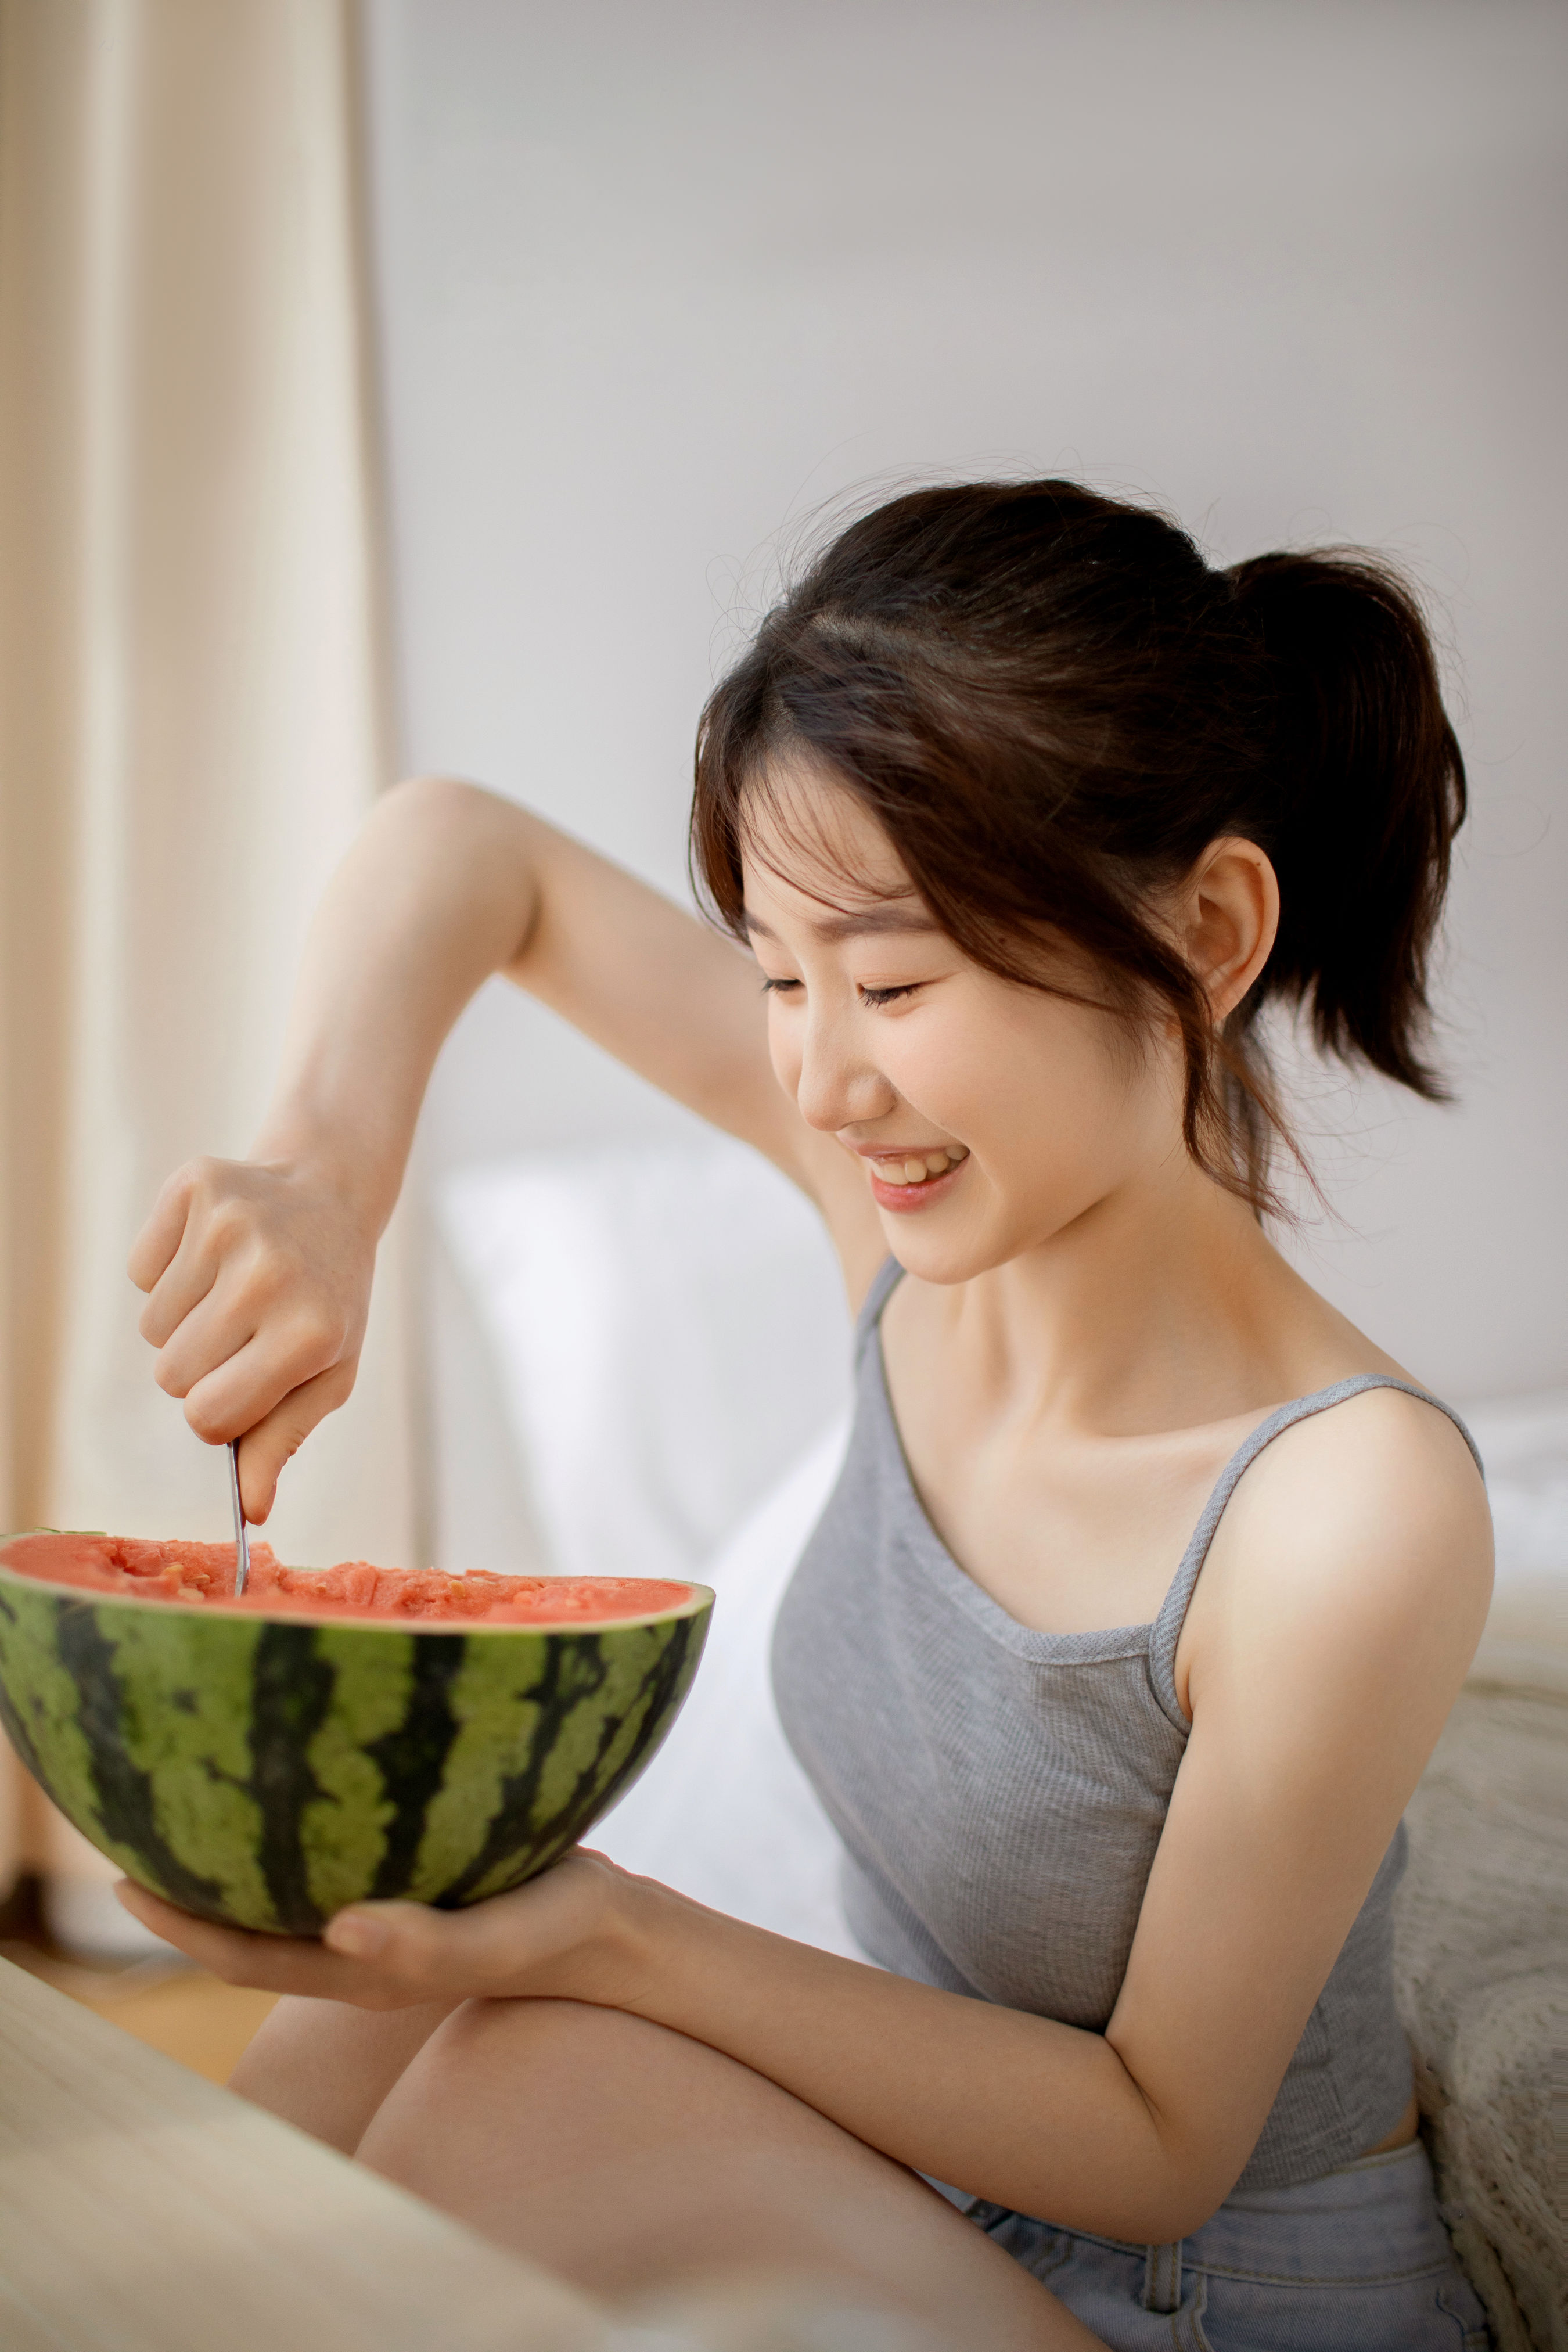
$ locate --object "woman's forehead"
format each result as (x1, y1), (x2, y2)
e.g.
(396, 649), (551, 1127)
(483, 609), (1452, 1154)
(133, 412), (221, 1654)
(738, 758), (916, 916)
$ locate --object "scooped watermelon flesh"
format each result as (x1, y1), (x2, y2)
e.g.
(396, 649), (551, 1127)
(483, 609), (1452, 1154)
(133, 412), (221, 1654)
(0, 1529), (695, 1625)
(0, 1529), (712, 1934)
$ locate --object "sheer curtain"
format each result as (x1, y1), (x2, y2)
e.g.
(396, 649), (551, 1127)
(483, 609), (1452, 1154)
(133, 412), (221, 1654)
(0, 0), (418, 1935)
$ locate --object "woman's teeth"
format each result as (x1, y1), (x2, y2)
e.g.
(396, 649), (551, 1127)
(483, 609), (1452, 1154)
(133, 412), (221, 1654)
(875, 1145), (969, 1186)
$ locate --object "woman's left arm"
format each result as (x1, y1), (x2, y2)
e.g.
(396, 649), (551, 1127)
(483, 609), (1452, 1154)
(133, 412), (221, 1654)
(123, 1389), (1491, 2245)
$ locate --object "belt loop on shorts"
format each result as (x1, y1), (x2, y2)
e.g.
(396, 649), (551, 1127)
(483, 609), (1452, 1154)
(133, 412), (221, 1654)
(1141, 2238), (1183, 2314)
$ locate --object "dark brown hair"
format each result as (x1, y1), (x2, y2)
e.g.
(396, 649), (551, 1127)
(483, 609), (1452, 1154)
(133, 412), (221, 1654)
(689, 480), (1466, 1209)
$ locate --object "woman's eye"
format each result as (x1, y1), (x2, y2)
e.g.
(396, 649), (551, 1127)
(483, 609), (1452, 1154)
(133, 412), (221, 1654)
(759, 976), (922, 1005)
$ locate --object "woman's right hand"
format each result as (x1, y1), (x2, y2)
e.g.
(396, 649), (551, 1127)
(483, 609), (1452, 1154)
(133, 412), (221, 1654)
(128, 1153), (379, 1523)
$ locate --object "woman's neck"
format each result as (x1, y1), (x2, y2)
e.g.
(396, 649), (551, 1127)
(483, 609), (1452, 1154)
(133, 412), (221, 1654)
(933, 1160), (1334, 1439)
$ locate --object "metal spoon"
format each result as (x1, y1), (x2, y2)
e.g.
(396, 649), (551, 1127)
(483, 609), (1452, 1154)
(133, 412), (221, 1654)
(228, 1440), (251, 1599)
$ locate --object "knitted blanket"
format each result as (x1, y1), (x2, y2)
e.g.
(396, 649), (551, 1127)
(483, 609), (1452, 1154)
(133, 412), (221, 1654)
(1396, 1685), (1568, 2351)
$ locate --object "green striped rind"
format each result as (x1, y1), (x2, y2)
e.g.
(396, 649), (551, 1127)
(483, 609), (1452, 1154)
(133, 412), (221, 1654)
(0, 1552), (711, 1934)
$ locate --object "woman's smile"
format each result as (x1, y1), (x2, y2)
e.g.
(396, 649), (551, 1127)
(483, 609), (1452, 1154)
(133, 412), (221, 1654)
(857, 1142), (970, 1213)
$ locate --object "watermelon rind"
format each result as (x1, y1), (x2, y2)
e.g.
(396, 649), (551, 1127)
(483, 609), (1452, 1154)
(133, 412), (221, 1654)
(0, 1541), (712, 1935)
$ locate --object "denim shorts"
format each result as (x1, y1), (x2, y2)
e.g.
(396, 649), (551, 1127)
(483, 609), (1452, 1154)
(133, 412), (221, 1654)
(961, 2140), (1491, 2350)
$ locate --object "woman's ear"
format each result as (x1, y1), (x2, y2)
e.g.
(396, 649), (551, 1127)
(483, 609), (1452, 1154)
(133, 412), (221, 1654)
(1177, 838), (1280, 1021)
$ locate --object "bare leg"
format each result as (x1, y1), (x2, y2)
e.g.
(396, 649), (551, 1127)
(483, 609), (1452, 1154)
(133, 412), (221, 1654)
(358, 1998), (1104, 2350)
(228, 1993), (458, 2153)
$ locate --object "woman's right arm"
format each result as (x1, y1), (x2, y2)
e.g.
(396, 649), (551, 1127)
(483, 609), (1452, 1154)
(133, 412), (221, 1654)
(130, 777), (873, 1520)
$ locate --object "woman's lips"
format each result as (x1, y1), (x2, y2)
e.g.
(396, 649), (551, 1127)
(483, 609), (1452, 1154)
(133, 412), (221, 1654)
(864, 1143), (969, 1214)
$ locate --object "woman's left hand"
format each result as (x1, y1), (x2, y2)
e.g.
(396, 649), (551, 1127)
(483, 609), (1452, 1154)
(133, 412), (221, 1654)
(114, 1847), (648, 2012)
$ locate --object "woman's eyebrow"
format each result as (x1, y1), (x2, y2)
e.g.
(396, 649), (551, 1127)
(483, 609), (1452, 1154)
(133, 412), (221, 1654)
(742, 905), (941, 944)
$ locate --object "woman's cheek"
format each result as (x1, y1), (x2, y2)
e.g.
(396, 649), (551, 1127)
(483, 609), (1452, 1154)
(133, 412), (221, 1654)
(767, 1013), (803, 1101)
(880, 1023), (986, 1139)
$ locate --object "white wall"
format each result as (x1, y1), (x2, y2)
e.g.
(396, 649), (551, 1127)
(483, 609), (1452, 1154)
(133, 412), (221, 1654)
(365, 0), (1568, 1401)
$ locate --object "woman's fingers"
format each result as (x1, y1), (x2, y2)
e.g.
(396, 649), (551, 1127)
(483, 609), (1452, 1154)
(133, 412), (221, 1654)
(116, 1882), (337, 1993)
(114, 1883), (431, 2008)
(135, 1172), (223, 1350)
(168, 1300), (352, 1436)
(127, 1160), (203, 1299)
(115, 1852), (627, 2010)
(321, 1851), (632, 2001)
(229, 1359), (360, 1521)
(116, 1883), (551, 2009)
(127, 1155), (376, 1504)
(151, 1286), (261, 1409)
(322, 1900), (509, 1986)
(323, 1888), (561, 1993)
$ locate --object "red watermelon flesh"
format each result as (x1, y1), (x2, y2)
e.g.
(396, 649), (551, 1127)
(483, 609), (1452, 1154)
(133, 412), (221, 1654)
(0, 1530), (693, 1626)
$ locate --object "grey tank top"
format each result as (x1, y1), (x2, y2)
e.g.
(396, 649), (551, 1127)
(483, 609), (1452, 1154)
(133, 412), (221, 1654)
(772, 1258), (1484, 2196)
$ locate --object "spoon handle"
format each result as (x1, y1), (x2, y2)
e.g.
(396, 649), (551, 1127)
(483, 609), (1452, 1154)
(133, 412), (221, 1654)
(228, 1441), (251, 1599)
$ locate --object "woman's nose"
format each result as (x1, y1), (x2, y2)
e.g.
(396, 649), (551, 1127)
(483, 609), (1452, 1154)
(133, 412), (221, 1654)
(793, 1007), (894, 1134)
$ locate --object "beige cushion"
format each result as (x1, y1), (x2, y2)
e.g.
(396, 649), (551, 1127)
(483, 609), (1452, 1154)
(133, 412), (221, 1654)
(1395, 1685), (1568, 2351)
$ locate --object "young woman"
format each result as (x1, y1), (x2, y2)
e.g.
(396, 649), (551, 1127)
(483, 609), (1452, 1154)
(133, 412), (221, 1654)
(124, 484), (1495, 2350)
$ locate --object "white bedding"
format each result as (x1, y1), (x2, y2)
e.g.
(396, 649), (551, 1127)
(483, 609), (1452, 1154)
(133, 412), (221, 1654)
(592, 1420), (858, 1955)
(438, 1138), (849, 1585)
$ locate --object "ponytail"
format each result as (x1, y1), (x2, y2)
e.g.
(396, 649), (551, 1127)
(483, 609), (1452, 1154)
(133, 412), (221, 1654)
(1227, 551), (1466, 1098)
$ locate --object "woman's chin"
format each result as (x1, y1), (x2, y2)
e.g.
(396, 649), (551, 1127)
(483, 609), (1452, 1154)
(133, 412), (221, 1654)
(873, 1210), (1006, 1289)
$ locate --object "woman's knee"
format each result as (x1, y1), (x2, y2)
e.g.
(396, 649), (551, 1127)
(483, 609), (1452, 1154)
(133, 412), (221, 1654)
(355, 1999), (1083, 2342)
(358, 1998), (854, 2282)
(357, 1996), (707, 2190)
(229, 1990), (459, 2154)
(431, 1992), (632, 2078)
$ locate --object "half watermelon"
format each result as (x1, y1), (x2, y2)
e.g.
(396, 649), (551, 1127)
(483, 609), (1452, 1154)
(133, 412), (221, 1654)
(0, 1531), (712, 1936)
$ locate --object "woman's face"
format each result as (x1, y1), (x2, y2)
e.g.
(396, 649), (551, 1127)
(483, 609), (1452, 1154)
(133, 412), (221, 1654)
(740, 764), (1190, 1286)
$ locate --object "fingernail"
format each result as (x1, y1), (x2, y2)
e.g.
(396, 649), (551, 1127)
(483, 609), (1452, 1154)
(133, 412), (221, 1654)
(325, 1911), (386, 1957)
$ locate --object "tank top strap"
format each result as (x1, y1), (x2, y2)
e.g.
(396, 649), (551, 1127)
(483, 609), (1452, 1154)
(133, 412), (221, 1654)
(853, 1257), (907, 1371)
(1148, 1375), (1484, 1731)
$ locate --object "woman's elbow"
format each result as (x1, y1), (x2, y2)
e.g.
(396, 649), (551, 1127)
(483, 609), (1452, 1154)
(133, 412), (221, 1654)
(1123, 2139), (1245, 2245)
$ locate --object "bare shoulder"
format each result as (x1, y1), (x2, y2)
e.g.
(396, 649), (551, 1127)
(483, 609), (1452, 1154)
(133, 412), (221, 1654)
(1227, 1381), (1490, 1581)
(1186, 1383), (1494, 1721)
